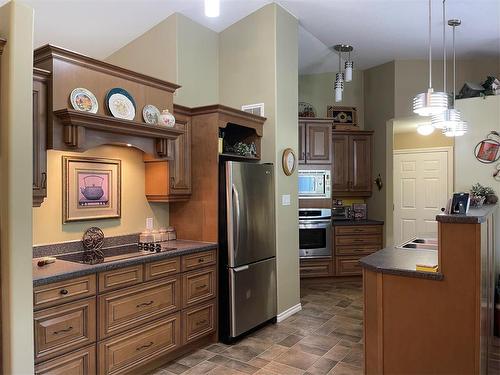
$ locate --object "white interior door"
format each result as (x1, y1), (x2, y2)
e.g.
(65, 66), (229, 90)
(393, 147), (453, 246)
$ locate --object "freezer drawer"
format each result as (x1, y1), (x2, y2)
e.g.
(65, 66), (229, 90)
(229, 257), (276, 338)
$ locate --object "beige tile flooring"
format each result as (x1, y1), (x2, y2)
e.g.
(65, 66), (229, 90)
(153, 278), (363, 375)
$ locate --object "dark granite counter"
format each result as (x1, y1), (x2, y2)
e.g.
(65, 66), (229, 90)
(33, 240), (217, 286)
(332, 219), (384, 226)
(436, 204), (497, 224)
(359, 247), (443, 280)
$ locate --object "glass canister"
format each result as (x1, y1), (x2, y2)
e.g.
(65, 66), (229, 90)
(159, 227), (168, 242)
(166, 226), (177, 241)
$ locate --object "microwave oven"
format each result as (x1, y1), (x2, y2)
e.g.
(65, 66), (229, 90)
(298, 170), (331, 199)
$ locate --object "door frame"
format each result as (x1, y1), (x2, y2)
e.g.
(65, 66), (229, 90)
(393, 146), (454, 243)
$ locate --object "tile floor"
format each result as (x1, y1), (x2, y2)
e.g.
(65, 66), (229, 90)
(153, 278), (363, 375)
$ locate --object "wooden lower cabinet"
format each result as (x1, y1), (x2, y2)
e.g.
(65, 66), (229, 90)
(299, 258), (333, 278)
(335, 257), (363, 276)
(35, 345), (96, 375)
(33, 250), (218, 375)
(99, 313), (181, 375)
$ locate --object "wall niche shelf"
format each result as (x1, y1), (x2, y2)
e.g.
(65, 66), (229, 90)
(54, 109), (184, 157)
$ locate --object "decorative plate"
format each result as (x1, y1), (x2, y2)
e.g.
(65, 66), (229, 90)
(106, 88), (136, 120)
(70, 88), (98, 113)
(142, 104), (161, 125)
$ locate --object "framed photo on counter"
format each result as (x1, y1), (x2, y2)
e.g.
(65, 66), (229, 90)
(63, 156), (121, 223)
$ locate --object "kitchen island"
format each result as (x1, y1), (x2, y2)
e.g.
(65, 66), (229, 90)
(360, 205), (498, 374)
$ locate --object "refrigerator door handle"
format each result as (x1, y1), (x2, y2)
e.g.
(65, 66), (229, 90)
(233, 265), (249, 272)
(232, 183), (241, 257)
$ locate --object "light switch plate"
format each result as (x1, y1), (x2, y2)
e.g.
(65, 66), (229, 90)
(282, 194), (291, 206)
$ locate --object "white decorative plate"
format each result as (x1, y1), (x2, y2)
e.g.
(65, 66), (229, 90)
(108, 93), (135, 120)
(70, 88), (98, 113)
(142, 105), (161, 125)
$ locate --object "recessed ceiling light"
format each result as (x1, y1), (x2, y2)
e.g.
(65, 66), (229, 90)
(417, 123), (435, 136)
(205, 0), (220, 17)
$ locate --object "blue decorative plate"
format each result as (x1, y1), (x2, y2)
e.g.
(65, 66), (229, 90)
(105, 88), (136, 120)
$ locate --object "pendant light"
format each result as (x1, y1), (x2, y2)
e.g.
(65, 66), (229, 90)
(412, 0), (449, 116)
(437, 19), (468, 137)
(345, 49), (353, 82)
(334, 46), (344, 102)
(332, 44), (354, 102)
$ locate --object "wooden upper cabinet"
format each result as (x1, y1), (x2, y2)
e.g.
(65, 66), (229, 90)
(33, 68), (50, 207)
(299, 119), (332, 164)
(331, 131), (373, 197)
(144, 105), (192, 202)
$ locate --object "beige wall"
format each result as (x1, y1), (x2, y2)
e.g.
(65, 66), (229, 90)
(219, 4), (300, 314)
(364, 61), (395, 244)
(299, 70), (364, 128)
(176, 14), (218, 106)
(394, 58), (500, 118)
(106, 13), (177, 83)
(33, 146), (168, 245)
(393, 131), (454, 150)
(0, 1), (35, 373)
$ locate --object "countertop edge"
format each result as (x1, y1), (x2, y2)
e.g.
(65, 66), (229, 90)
(33, 241), (218, 287)
(332, 219), (384, 226)
(436, 204), (497, 224)
(359, 259), (444, 281)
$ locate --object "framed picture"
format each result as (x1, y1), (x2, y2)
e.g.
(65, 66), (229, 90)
(327, 106), (358, 128)
(63, 156), (121, 223)
(352, 203), (367, 220)
(475, 139), (500, 163)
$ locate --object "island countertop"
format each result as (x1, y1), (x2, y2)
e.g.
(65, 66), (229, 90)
(436, 204), (497, 224)
(359, 246), (442, 280)
(33, 240), (217, 286)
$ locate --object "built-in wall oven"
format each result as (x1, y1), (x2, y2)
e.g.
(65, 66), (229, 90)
(299, 208), (332, 258)
(298, 170), (331, 199)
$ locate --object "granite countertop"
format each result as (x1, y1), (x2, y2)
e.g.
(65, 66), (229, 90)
(436, 204), (498, 224)
(33, 240), (217, 287)
(359, 247), (443, 280)
(332, 219), (384, 226)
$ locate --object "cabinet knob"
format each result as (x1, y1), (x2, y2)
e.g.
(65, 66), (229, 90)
(60, 289), (68, 295)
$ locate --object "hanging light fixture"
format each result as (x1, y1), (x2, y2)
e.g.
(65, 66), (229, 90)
(412, 0), (449, 116)
(204, 0), (220, 17)
(332, 44), (354, 102)
(417, 123), (435, 136)
(434, 19), (467, 137)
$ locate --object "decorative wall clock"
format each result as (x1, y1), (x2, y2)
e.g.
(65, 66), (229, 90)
(282, 148), (296, 176)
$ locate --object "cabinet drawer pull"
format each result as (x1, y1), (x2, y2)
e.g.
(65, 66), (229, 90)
(53, 326), (73, 335)
(195, 284), (207, 291)
(136, 341), (154, 351)
(41, 172), (47, 189)
(136, 301), (154, 308)
(60, 289), (69, 295)
(198, 258), (204, 263)
(353, 239), (364, 243)
(196, 319), (207, 326)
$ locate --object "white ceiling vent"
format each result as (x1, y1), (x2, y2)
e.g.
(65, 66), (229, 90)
(241, 103), (264, 117)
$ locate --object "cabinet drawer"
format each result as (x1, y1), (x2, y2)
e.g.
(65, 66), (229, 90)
(34, 297), (96, 363)
(335, 225), (382, 236)
(145, 257), (180, 281)
(99, 265), (143, 293)
(98, 277), (180, 339)
(335, 245), (381, 256)
(182, 267), (216, 308)
(335, 257), (363, 276)
(335, 235), (382, 246)
(300, 259), (333, 278)
(35, 345), (96, 375)
(182, 300), (216, 344)
(98, 313), (181, 375)
(33, 275), (96, 310)
(181, 250), (216, 272)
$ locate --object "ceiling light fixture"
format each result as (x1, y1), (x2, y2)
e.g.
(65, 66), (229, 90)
(332, 44), (354, 102)
(434, 18), (468, 137)
(205, 0), (220, 17)
(417, 123), (435, 136)
(412, 0), (449, 116)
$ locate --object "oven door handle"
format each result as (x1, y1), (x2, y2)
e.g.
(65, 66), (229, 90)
(299, 219), (331, 225)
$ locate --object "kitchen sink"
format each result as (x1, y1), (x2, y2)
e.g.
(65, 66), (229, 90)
(398, 238), (438, 251)
(57, 243), (176, 264)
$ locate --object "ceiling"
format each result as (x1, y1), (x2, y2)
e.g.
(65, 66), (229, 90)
(3, 0), (499, 73)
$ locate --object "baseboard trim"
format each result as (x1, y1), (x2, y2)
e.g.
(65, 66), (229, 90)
(276, 303), (302, 322)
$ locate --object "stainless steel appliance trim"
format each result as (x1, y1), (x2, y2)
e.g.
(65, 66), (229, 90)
(234, 265), (249, 272)
(226, 161), (235, 267)
(232, 183), (241, 259)
(299, 220), (332, 228)
(298, 169), (331, 199)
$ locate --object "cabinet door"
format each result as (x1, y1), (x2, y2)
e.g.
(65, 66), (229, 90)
(331, 134), (350, 192)
(169, 114), (192, 197)
(349, 134), (372, 194)
(306, 124), (331, 164)
(33, 71), (49, 207)
(298, 122), (306, 164)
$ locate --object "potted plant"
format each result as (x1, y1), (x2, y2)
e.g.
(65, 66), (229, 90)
(470, 183), (498, 206)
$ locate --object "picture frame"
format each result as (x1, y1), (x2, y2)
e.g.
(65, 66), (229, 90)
(327, 106), (358, 129)
(352, 203), (367, 220)
(475, 139), (500, 163)
(62, 156), (121, 223)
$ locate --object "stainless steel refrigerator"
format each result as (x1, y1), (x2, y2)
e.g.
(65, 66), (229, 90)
(219, 161), (277, 343)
